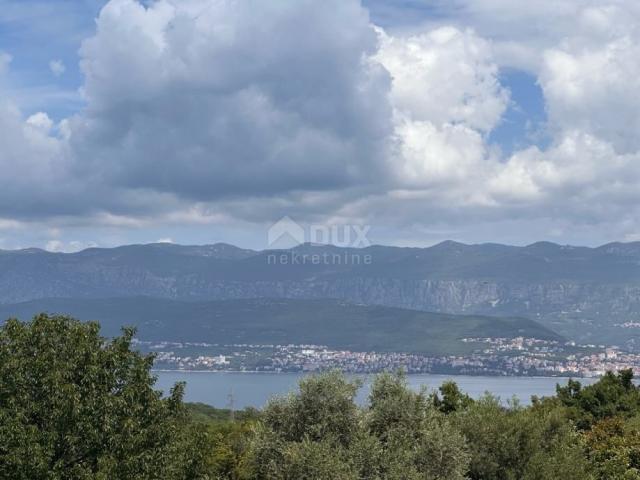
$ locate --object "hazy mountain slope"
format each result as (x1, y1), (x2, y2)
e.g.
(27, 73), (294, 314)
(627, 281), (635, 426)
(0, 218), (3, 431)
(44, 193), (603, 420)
(0, 297), (562, 355)
(0, 241), (639, 343)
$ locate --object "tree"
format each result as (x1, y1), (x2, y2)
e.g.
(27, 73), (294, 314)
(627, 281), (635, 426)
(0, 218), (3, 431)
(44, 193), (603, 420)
(246, 371), (361, 478)
(585, 416), (640, 479)
(456, 394), (592, 480)
(201, 419), (256, 479)
(0, 314), (208, 479)
(556, 370), (640, 430)
(261, 370), (361, 446)
(366, 372), (470, 480)
(367, 371), (429, 441)
(432, 380), (474, 414)
(246, 371), (470, 480)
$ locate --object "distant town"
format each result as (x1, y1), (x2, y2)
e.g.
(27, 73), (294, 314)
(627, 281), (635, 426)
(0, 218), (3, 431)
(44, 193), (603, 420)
(136, 337), (640, 378)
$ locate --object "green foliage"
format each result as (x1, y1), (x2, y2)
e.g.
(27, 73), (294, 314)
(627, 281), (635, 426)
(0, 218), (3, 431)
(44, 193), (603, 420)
(366, 372), (471, 480)
(455, 394), (591, 480)
(261, 371), (361, 446)
(234, 368), (640, 480)
(273, 437), (355, 480)
(245, 370), (470, 480)
(556, 370), (640, 429)
(0, 314), (209, 479)
(432, 380), (474, 414)
(203, 420), (255, 480)
(367, 371), (430, 440)
(187, 402), (261, 424)
(585, 417), (640, 479)
(9, 313), (640, 480)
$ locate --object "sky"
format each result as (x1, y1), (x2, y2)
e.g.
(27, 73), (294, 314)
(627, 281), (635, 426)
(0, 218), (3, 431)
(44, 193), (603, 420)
(1, 0), (640, 251)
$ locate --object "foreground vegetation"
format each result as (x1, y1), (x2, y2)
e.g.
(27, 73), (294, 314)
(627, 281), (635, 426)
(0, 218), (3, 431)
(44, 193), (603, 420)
(2, 315), (640, 479)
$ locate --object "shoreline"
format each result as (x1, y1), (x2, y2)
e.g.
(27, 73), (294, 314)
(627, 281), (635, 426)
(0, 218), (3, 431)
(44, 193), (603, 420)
(151, 369), (591, 379)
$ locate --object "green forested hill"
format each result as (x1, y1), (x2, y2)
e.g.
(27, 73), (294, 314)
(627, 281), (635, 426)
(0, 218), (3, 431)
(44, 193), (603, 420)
(0, 296), (561, 355)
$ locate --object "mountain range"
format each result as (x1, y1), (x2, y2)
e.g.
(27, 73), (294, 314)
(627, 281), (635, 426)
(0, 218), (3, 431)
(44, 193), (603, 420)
(1, 241), (639, 344)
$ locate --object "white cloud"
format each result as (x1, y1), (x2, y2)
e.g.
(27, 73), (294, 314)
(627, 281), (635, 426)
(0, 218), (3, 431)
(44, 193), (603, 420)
(539, 12), (640, 154)
(3, 0), (640, 246)
(45, 239), (98, 252)
(356, 1), (640, 243)
(49, 59), (66, 76)
(45, 240), (64, 252)
(374, 25), (506, 199)
(0, 97), (71, 217)
(26, 112), (54, 133)
(375, 26), (508, 132)
(414, 0), (640, 72)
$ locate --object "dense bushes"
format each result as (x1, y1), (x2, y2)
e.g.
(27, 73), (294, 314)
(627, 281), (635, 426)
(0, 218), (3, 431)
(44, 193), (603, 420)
(0, 314), (210, 479)
(4, 314), (640, 479)
(245, 371), (468, 479)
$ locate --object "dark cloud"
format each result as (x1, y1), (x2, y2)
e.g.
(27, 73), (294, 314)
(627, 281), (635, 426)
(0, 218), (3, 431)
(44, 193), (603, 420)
(70, 0), (393, 201)
(3, 0), (640, 249)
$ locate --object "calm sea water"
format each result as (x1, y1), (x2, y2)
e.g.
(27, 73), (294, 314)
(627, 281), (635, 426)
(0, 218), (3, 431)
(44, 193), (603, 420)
(154, 371), (597, 408)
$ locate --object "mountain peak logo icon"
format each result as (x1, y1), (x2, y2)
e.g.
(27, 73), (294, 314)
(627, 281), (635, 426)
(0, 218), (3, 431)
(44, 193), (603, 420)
(267, 216), (305, 249)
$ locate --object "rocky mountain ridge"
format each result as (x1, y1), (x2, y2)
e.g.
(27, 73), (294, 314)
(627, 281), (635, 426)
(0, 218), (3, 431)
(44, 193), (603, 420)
(1, 241), (639, 342)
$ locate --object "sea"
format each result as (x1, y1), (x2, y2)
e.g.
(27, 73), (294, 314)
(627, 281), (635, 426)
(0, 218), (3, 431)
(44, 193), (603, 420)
(154, 371), (598, 409)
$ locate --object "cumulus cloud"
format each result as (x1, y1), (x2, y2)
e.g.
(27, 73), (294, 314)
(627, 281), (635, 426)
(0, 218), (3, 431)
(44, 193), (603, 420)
(70, 0), (392, 202)
(359, 1), (640, 242)
(3, 0), (640, 246)
(26, 112), (54, 132)
(539, 8), (640, 154)
(483, 2), (640, 224)
(412, 0), (640, 72)
(374, 26), (507, 196)
(376, 26), (508, 132)
(0, 93), (71, 218)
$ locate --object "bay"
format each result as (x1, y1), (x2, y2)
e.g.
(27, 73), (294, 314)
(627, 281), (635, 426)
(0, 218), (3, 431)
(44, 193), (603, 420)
(154, 371), (598, 409)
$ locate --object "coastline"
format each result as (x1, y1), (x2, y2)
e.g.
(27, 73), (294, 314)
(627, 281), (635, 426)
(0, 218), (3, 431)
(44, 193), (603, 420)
(151, 369), (589, 379)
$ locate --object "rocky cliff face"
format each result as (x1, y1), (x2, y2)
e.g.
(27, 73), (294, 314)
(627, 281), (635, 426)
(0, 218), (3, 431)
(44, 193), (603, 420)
(1, 241), (640, 342)
(118, 277), (638, 321)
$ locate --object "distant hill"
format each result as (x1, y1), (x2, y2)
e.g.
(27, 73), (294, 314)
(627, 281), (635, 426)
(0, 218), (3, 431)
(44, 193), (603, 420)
(0, 297), (562, 356)
(0, 241), (639, 343)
